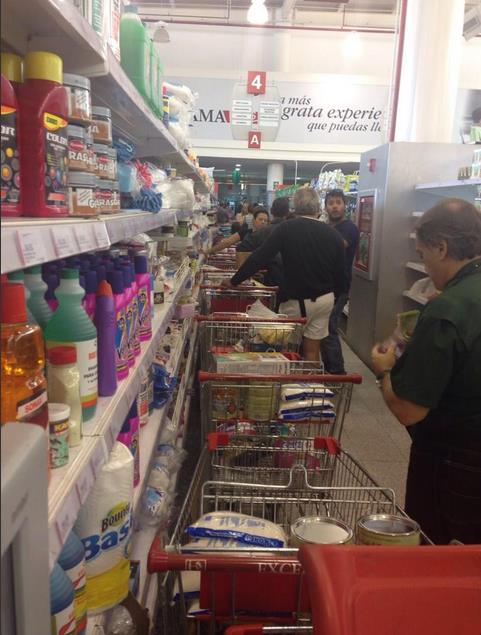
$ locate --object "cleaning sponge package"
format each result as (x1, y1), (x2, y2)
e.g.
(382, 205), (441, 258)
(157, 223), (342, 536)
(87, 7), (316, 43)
(75, 442), (134, 614)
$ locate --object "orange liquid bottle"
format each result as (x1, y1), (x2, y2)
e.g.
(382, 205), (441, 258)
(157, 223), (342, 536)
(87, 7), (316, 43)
(1, 283), (49, 467)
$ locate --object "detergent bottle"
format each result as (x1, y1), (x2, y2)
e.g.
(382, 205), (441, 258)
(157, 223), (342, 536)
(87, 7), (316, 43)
(120, 6), (151, 106)
(1, 53), (23, 216)
(57, 530), (88, 635)
(24, 265), (53, 329)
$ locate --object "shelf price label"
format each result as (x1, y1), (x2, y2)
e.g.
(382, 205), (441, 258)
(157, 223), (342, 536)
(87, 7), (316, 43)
(16, 229), (48, 266)
(75, 464), (95, 505)
(74, 224), (97, 252)
(54, 489), (80, 545)
(52, 226), (77, 258)
(93, 222), (110, 249)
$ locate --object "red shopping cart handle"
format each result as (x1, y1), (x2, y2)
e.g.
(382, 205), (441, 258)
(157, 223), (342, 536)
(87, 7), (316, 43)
(224, 626), (265, 635)
(195, 314), (307, 324)
(148, 537), (301, 574)
(198, 371), (363, 384)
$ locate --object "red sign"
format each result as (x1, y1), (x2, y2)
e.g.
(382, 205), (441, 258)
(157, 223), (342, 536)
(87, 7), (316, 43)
(247, 71), (266, 95)
(248, 131), (262, 149)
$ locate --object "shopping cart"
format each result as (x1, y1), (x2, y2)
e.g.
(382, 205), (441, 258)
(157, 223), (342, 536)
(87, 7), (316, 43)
(199, 285), (279, 315)
(198, 370), (362, 439)
(196, 315), (306, 371)
(206, 251), (237, 270)
(148, 443), (418, 633)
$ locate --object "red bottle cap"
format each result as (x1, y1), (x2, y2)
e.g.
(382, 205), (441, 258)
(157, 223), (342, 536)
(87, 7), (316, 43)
(1, 283), (27, 323)
(48, 346), (77, 365)
(96, 280), (113, 296)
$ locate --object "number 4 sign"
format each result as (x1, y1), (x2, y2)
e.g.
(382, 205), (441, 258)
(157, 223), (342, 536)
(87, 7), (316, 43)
(247, 70), (266, 95)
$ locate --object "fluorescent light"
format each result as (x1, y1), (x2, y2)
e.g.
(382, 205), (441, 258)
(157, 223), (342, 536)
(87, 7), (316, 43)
(235, 164), (242, 167)
(342, 31), (362, 58)
(247, 0), (268, 25)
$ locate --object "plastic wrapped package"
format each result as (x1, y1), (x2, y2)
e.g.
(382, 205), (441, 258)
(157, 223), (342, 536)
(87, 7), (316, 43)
(186, 512), (288, 548)
(156, 179), (195, 210)
(163, 81), (197, 107)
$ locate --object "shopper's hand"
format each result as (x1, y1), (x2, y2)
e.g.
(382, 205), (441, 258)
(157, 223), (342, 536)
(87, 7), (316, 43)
(371, 343), (396, 375)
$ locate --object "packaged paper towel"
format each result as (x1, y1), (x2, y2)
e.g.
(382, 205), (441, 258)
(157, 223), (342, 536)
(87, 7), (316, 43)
(75, 442), (134, 614)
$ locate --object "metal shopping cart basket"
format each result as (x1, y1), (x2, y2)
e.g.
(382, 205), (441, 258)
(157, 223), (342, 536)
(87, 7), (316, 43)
(196, 315), (306, 371)
(206, 252), (237, 270)
(199, 370), (362, 440)
(199, 285), (279, 316)
(148, 443), (422, 634)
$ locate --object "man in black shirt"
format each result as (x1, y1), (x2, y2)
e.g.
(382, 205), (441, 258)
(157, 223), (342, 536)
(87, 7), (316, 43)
(320, 189), (360, 374)
(228, 188), (346, 361)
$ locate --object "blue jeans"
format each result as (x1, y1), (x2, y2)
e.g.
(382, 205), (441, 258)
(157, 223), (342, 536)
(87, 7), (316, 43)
(320, 293), (349, 374)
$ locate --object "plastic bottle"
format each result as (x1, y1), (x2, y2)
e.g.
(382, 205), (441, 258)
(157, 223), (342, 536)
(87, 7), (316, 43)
(44, 269), (98, 422)
(107, 270), (129, 380)
(1, 53), (23, 216)
(120, 6), (151, 106)
(48, 402), (70, 468)
(137, 368), (149, 427)
(134, 255), (152, 341)
(83, 270), (98, 321)
(119, 264), (135, 367)
(128, 400), (140, 487)
(129, 263), (141, 357)
(47, 346), (82, 447)
(24, 265), (53, 329)
(45, 272), (60, 311)
(95, 280), (117, 397)
(50, 563), (76, 635)
(96, 263), (107, 283)
(7, 270), (38, 324)
(149, 40), (160, 116)
(0, 284), (48, 435)
(19, 51), (69, 217)
(57, 531), (88, 635)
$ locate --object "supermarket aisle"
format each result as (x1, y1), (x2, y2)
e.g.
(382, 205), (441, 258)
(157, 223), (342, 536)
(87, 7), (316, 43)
(340, 341), (411, 507)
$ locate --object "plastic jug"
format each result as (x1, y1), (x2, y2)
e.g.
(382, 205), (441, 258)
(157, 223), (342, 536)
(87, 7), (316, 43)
(107, 269), (129, 380)
(120, 5), (151, 106)
(50, 563), (76, 635)
(134, 255), (152, 341)
(1, 53), (23, 216)
(7, 270), (37, 325)
(57, 530), (88, 635)
(95, 280), (117, 397)
(44, 268), (98, 422)
(24, 264), (53, 329)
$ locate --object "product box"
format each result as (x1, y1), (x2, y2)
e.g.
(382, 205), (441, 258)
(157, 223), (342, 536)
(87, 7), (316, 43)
(214, 352), (290, 375)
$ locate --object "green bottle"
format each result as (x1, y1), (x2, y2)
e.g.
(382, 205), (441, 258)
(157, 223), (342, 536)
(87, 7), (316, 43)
(7, 270), (38, 326)
(24, 265), (53, 329)
(44, 269), (98, 422)
(150, 40), (160, 116)
(120, 5), (151, 107)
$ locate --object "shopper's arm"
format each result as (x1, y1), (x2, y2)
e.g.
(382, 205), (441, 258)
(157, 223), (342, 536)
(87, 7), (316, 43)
(206, 232), (240, 255)
(231, 227), (283, 286)
(376, 367), (429, 426)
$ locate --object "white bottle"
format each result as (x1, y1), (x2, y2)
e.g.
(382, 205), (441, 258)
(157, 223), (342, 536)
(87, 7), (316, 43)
(47, 346), (83, 446)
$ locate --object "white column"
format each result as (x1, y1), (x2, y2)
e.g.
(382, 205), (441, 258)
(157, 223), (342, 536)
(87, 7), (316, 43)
(394, 0), (465, 142)
(266, 162), (284, 208)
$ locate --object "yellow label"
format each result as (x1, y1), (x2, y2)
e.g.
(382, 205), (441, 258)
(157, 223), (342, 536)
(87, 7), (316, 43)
(85, 557), (130, 614)
(43, 111), (68, 131)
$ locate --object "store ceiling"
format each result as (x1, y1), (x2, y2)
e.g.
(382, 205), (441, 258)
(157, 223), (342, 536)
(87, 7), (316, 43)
(202, 156), (359, 183)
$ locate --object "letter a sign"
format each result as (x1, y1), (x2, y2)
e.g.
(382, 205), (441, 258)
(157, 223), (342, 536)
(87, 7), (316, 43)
(248, 131), (262, 149)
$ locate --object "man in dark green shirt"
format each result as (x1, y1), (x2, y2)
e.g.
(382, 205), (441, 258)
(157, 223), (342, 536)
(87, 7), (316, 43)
(371, 198), (481, 544)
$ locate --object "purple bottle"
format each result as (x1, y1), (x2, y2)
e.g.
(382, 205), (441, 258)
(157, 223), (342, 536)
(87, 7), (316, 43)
(96, 264), (107, 283)
(94, 280), (117, 397)
(107, 270), (129, 381)
(129, 263), (140, 357)
(84, 270), (98, 321)
(120, 264), (135, 367)
(134, 255), (152, 341)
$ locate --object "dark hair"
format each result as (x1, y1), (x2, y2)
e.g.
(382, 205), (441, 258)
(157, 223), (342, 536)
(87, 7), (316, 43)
(415, 198), (481, 260)
(271, 197), (290, 218)
(253, 207), (269, 220)
(231, 221), (242, 234)
(325, 189), (346, 205)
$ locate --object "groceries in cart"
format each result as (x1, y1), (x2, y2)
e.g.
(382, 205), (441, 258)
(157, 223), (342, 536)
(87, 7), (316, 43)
(214, 351), (291, 374)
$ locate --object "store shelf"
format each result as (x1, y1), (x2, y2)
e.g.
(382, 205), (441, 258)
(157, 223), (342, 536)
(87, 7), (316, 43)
(414, 178), (481, 196)
(406, 261), (426, 274)
(0, 210), (181, 274)
(402, 290), (428, 306)
(48, 268), (191, 570)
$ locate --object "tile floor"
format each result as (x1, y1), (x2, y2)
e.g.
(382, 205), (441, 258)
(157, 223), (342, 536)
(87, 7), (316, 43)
(340, 340), (411, 507)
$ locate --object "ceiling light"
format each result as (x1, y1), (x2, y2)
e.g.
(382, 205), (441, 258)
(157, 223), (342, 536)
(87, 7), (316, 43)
(235, 164), (242, 167)
(342, 31), (362, 58)
(247, 0), (268, 25)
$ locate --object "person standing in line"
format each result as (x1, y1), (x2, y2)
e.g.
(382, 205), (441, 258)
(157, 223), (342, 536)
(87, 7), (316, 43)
(320, 189), (360, 374)
(371, 198), (481, 544)
(205, 208), (268, 258)
(225, 188), (346, 361)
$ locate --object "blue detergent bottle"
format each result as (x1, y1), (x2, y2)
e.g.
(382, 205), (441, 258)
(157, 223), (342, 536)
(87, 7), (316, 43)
(57, 531), (87, 635)
(50, 563), (76, 635)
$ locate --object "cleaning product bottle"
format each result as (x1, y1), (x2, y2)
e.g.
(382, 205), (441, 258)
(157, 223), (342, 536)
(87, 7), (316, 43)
(149, 40), (160, 116)
(95, 280), (117, 397)
(107, 270), (129, 381)
(7, 270), (37, 324)
(134, 255), (152, 341)
(24, 265), (53, 329)
(129, 262), (141, 357)
(83, 270), (98, 321)
(50, 563), (76, 635)
(119, 264), (134, 367)
(120, 6), (151, 106)
(19, 51), (69, 217)
(57, 530), (88, 635)
(47, 346), (82, 447)
(44, 269), (98, 422)
(45, 272), (60, 311)
(0, 283), (48, 437)
(1, 53), (23, 217)
(96, 263), (107, 283)
(127, 399), (140, 487)
(137, 368), (149, 427)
